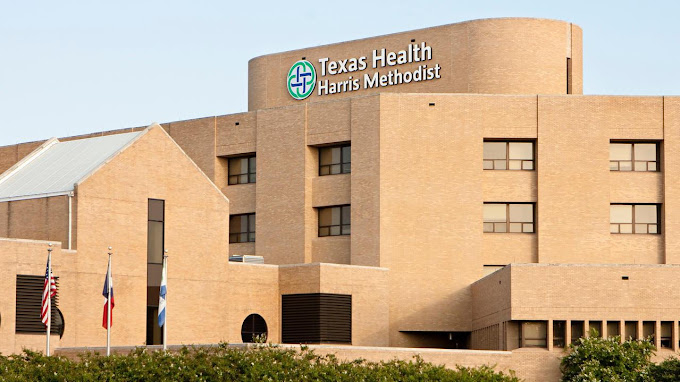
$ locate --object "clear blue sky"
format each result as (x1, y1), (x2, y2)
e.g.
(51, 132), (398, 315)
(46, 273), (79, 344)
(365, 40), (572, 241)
(1, 1), (678, 145)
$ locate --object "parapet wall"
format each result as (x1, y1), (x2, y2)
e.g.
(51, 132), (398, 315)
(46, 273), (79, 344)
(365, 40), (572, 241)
(249, 18), (582, 110)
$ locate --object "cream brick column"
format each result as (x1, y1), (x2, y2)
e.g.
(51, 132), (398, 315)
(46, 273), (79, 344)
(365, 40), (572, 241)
(637, 320), (644, 342)
(620, 321), (625, 343)
(565, 320), (571, 347)
(602, 321), (608, 339)
(655, 321), (661, 349)
(673, 321), (679, 351)
(547, 319), (553, 351)
(584, 321), (590, 338)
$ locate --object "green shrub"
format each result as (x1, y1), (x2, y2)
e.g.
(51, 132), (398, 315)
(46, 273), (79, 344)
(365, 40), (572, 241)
(646, 357), (680, 382)
(560, 331), (655, 382)
(0, 344), (521, 381)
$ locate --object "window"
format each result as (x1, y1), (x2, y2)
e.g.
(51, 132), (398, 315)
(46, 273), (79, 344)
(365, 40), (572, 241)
(228, 155), (256, 185)
(610, 142), (658, 172)
(15, 275), (64, 336)
(610, 204), (660, 234)
(483, 141), (534, 170)
(661, 322), (672, 349)
(483, 203), (534, 233)
(571, 321), (584, 345)
(318, 205), (350, 237)
(643, 321), (655, 343)
(589, 321), (602, 338)
(319, 144), (350, 176)
(147, 199), (165, 345)
(519, 321), (547, 348)
(607, 321), (620, 339)
(553, 321), (566, 348)
(625, 321), (638, 340)
(230, 213), (255, 243)
(241, 314), (268, 343)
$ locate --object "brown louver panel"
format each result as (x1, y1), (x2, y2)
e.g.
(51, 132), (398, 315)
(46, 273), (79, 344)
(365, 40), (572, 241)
(282, 293), (351, 344)
(15, 275), (63, 335)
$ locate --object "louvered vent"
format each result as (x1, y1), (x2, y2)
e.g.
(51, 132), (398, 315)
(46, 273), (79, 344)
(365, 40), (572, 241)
(15, 275), (64, 337)
(282, 293), (351, 344)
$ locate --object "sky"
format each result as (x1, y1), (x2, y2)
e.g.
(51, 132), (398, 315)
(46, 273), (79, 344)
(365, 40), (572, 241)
(1, 1), (679, 146)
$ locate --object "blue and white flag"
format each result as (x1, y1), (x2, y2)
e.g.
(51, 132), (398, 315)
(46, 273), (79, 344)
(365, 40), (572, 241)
(158, 257), (167, 327)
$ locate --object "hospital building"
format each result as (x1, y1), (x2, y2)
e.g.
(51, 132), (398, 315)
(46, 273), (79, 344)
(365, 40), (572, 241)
(1, 17), (679, 380)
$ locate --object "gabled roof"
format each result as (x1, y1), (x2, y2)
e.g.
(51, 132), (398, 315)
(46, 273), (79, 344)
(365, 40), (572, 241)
(0, 131), (144, 202)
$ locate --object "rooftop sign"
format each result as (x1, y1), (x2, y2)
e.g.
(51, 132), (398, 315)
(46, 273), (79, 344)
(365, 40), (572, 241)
(286, 42), (442, 100)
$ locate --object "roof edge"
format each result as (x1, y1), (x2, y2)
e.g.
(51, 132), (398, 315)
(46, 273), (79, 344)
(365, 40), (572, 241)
(0, 137), (60, 188)
(153, 123), (230, 205)
(74, 127), (151, 188)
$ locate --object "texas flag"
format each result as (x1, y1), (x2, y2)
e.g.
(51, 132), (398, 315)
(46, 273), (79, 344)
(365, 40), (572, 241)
(102, 259), (115, 329)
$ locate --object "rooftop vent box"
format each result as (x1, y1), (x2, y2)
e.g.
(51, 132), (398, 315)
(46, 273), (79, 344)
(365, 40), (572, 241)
(229, 255), (264, 264)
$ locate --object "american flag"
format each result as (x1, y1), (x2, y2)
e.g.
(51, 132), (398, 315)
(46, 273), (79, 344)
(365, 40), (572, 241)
(41, 255), (57, 326)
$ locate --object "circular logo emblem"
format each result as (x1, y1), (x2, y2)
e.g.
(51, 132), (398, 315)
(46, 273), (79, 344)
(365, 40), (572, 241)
(287, 60), (316, 100)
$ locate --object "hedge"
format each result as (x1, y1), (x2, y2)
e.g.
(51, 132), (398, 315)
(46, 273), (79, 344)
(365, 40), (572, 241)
(0, 344), (521, 382)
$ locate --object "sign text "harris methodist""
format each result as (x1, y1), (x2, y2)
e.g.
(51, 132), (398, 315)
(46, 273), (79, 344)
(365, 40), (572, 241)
(316, 42), (442, 96)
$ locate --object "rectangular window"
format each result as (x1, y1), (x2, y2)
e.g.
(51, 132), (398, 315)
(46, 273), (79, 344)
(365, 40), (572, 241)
(610, 204), (660, 234)
(643, 321), (655, 343)
(228, 155), (256, 185)
(519, 321), (547, 348)
(610, 142), (658, 172)
(229, 213), (256, 243)
(319, 144), (350, 176)
(553, 320), (566, 348)
(147, 199), (165, 346)
(589, 321), (602, 338)
(607, 321), (620, 339)
(483, 141), (534, 170)
(483, 203), (534, 233)
(318, 205), (350, 237)
(661, 322), (672, 349)
(625, 321), (638, 340)
(571, 321), (584, 345)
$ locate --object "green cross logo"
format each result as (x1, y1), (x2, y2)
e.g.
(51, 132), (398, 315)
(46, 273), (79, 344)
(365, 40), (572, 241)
(287, 60), (316, 100)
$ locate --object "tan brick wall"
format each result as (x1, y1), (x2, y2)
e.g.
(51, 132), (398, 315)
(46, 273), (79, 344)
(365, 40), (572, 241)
(0, 196), (71, 247)
(249, 18), (581, 110)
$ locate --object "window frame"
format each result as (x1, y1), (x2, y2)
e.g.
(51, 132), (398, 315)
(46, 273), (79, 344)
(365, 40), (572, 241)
(483, 202), (535, 233)
(610, 203), (660, 234)
(609, 141), (660, 172)
(319, 144), (351, 176)
(519, 321), (547, 348)
(228, 155), (256, 185)
(483, 140), (535, 171)
(229, 213), (256, 243)
(318, 205), (351, 237)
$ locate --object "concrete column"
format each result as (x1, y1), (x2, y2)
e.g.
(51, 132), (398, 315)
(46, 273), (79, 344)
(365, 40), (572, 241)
(673, 321), (679, 352)
(565, 320), (572, 347)
(655, 321), (662, 349)
(620, 321), (625, 343)
(547, 319), (553, 351)
(602, 320), (608, 339)
(584, 321), (590, 338)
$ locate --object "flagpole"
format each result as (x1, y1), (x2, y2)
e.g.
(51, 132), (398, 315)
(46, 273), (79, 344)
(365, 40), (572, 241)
(46, 243), (52, 356)
(162, 249), (168, 351)
(107, 246), (112, 356)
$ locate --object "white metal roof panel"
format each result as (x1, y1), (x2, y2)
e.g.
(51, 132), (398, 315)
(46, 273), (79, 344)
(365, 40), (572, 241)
(0, 132), (143, 201)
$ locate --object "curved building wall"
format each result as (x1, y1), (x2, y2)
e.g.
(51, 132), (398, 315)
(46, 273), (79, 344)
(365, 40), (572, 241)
(248, 18), (582, 110)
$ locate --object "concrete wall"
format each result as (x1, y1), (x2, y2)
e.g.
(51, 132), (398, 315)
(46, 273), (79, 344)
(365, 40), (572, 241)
(249, 18), (582, 110)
